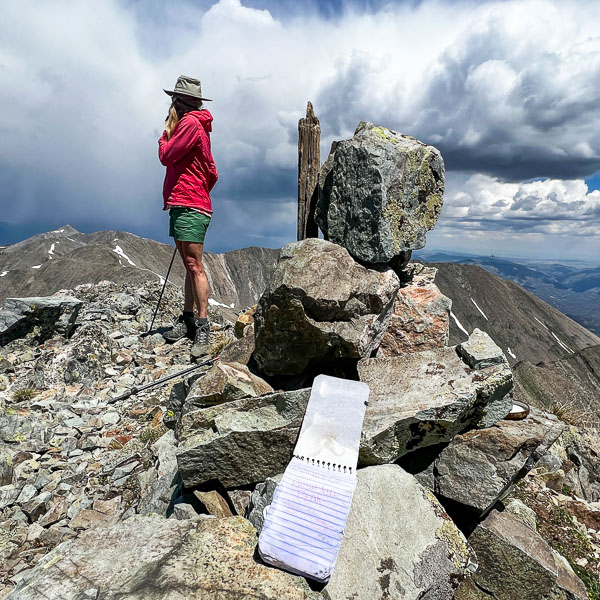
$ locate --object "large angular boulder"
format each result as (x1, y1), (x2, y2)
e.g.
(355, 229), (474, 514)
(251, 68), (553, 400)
(315, 122), (445, 266)
(253, 238), (399, 376)
(358, 331), (513, 464)
(322, 465), (476, 600)
(414, 409), (567, 516)
(183, 360), (273, 407)
(7, 515), (320, 599)
(0, 296), (82, 345)
(454, 510), (587, 600)
(379, 263), (451, 356)
(176, 388), (310, 488)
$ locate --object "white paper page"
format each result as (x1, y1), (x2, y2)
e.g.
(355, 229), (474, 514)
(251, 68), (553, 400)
(293, 374), (369, 470)
(259, 457), (357, 582)
(258, 375), (369, 582)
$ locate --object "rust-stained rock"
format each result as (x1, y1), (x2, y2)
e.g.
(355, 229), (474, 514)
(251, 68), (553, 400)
(69, 508), (111, 530)
(379, 264), (451, 357)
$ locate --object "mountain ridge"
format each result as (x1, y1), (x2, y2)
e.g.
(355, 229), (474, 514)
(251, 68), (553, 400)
(414, 248), (600, 335)
(2, 225), (599, 371)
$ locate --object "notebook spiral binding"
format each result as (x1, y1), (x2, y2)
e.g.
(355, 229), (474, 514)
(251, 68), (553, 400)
(293, 454), (353, 474)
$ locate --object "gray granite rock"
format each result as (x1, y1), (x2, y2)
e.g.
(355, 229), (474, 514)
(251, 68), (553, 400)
(171, 503), (198, 520)
(176, 389), (311, 488)
(504, 498), (537, 531)
(358, 343), (513, 464)
(254, 238), (400, 376)
(184, 360), (273, 407)
(0, 446), (14, 485)
(322, 464), (475, 600)
(0, 485), (19, 510)
(315, 121), (445, 265)
(0, 296), (82, 344)
(219, 325), (255, 365)
(21, 491), (52, 521)
(455, 509), (587, 600)
(415, 409), (567, 516)
(0, 412), (50, 444)
(7, 515), (321, 599)
(247, 474), (283, 533)
(227, 489), (252, 516)
(137, 430), (179, 517)
(457, 328), (507, 369)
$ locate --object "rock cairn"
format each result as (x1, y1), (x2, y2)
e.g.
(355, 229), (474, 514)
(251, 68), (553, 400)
(1, 124), (597, 599)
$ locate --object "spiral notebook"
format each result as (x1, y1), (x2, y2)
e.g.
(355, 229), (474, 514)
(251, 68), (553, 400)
(258, 374), (369, 582)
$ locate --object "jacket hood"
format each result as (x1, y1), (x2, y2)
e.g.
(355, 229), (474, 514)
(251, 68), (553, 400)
(185, 109), (213, 133)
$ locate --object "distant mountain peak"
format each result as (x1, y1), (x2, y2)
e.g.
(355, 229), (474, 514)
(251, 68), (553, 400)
(49, 224), (80, 236)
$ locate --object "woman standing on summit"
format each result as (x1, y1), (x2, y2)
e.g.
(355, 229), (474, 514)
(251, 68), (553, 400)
(159, 75), (218, 358)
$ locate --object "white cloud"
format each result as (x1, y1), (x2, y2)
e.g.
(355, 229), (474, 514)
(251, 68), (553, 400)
(441, 175), (600, 235)
(1, 0), (599, 254)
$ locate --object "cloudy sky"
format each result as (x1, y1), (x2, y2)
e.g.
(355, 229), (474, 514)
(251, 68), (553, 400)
(1, 0), (599, 262)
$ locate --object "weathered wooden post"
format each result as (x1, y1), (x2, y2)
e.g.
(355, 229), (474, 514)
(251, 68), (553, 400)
(297, 101), (320, 240)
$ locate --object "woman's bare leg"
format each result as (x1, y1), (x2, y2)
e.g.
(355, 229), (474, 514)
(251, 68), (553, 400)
(176, 240), (195, 313)
(180, 241), (209, 319)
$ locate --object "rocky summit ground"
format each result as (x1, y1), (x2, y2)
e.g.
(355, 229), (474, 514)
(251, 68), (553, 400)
(0, 279), (239, 595)
(0, 274), (598, 600)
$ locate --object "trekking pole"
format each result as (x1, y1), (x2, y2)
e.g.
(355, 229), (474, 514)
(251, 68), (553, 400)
(147, 245), (178, 334)
(108, 355), (219, 404)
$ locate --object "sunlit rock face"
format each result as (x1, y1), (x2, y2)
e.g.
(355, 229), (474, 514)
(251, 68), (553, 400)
(316, 121), (445, 268)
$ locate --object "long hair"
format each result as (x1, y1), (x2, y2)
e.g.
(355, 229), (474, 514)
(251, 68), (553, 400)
(165, 95), (203, 139)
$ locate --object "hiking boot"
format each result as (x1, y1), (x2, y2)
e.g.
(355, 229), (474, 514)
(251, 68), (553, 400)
(163, 314), (196, 343)
(191, 320), (211, 359)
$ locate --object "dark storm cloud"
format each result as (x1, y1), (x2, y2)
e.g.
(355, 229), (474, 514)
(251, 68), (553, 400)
(316, 2), (600, 181)
(1, 0), (599, 252)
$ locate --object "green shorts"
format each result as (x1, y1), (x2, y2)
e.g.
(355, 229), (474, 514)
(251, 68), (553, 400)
(169, 207), (211, 243)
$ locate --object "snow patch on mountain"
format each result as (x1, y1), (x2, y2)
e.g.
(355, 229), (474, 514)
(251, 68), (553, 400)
(450, 310), (469, 337)
(113, 245), (136, 266)
(551, 331), (572, 353)
(471, 297), (488, 320)
(209, 298), (235, 309)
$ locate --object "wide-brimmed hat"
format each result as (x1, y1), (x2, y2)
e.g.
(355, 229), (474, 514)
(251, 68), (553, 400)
(163, 75), (212, 101)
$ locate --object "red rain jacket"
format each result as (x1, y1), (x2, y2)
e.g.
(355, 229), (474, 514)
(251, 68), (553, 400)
(158, 109), (218, 214)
